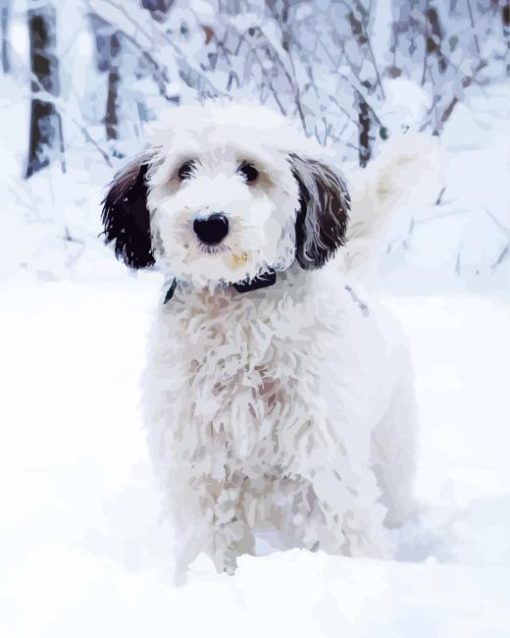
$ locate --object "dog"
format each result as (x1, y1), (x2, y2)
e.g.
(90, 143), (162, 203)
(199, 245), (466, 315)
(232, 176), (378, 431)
(101, 101), (419, 578)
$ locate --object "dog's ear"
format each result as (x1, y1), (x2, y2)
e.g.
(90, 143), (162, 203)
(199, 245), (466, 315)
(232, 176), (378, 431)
(101, 154), (155, 269)
(289, 153), (350, 270)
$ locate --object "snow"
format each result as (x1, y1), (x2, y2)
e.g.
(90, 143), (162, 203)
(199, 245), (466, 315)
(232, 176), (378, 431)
(1, 15), (510, 634)
(0, 274), (509, 637)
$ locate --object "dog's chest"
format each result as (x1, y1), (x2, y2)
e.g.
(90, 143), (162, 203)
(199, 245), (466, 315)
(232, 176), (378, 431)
(158, 290), (312, 472)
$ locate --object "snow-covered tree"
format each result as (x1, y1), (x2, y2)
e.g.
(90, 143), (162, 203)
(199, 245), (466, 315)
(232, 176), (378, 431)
(0, 0), (9, 73)
(25, 0), (65, 178)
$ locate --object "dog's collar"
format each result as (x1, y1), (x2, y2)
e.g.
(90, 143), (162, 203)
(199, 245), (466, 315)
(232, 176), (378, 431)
(163, 278), (178, 304)
(163, 270), (277, 304)
(233, 269), (277, 293)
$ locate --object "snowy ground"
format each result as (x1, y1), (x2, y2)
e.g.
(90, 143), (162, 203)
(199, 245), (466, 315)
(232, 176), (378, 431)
(1, 272), (509, 637)
(2, 60), (510, 636)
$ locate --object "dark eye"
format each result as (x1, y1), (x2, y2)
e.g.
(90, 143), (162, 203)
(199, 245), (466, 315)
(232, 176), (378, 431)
(177, 160), (196, 181)
(238, 162), (259, 184)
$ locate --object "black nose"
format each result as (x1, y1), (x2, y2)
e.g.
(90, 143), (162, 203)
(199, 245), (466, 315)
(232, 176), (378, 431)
(193, 213), (229, 245)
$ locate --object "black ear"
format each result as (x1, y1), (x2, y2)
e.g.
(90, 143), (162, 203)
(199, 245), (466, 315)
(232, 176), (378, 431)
(101, 154), (155, 269)
(289, 153), (350, 270)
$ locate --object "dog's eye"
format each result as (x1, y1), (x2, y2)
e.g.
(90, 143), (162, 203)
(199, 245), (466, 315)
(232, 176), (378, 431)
(177, 160), (196, 181)
(238, 162), (259, 184)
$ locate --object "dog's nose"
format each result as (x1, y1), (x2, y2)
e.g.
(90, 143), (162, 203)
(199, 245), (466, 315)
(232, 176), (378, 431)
(193, 213), (229, 245)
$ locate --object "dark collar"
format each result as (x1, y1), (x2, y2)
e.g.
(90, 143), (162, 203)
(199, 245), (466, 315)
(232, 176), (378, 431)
(163, 270), (277, 304)
(163, 278), (177, 304)
(233, 269), (276, 293)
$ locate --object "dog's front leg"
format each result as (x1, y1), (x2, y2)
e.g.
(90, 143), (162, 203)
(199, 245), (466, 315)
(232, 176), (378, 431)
(289, 453), (390, 558)
(314, 464), (389, 557)
(173, 480), (253, 578)
(206, 485), (254, 575)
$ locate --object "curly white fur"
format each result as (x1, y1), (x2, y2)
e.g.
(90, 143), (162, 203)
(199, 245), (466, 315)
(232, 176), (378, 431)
(102, 101), (419, 579)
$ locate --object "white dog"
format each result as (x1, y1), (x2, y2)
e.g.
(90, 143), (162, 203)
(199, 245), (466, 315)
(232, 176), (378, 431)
(102, 101), (421, 578)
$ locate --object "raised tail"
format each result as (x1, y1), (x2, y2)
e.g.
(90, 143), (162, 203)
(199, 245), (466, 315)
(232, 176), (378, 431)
(343, 133), (444, 273)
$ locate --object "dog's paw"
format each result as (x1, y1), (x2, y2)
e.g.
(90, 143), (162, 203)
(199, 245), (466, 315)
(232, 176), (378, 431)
(212, 550), (239, 576)
(173, 566), (189, 587)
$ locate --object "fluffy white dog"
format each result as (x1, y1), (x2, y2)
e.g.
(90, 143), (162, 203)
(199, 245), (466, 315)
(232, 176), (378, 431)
(102, 101), (422, 578)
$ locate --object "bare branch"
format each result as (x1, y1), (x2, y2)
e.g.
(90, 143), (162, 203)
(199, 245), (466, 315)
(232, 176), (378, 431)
(440, 59), (488, 126)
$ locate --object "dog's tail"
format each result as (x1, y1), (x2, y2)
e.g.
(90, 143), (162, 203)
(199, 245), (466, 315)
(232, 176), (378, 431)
(343, 133), (444, 272)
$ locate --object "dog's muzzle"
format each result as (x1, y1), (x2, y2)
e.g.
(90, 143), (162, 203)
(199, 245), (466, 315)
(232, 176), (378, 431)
(193, 212), (229, 245)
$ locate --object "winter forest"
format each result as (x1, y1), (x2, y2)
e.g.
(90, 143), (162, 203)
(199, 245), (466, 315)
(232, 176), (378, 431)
(1, 1), (510, 637)
(1, 0), (509, 287)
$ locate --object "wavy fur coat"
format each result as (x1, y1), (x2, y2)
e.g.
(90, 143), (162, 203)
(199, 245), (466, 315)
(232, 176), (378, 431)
(101, 101), (418, 577)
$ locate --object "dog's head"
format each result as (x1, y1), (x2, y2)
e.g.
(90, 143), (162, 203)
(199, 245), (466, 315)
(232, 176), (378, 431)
(101, 102), (350, 287)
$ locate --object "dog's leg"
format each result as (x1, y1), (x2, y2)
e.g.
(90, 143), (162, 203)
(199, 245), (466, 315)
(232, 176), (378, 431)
(207, 484), (254, 575)
(310, 464), (390, 557)
(173, 524), (204, 585)
(371, 374), (418, 528)
(269, 477), (324, 552)
(172, 480), (254, 578)
(285, 436), (390, 558)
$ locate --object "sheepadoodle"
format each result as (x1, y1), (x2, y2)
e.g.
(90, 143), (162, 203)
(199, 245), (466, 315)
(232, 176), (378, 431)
(101, 101), (421, 578)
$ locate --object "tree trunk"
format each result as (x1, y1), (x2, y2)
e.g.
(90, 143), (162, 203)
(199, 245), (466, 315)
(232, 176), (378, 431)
(141, 0), (174, 21)
(356, 92), (372, 168)
(105, 31), (121, 141)
(425, 5), (447, 74)
(503, 1), (510, 76)
(1, 0), (9, 73)
(25, 1), (65, 178)
(89, 14), (122, 142)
